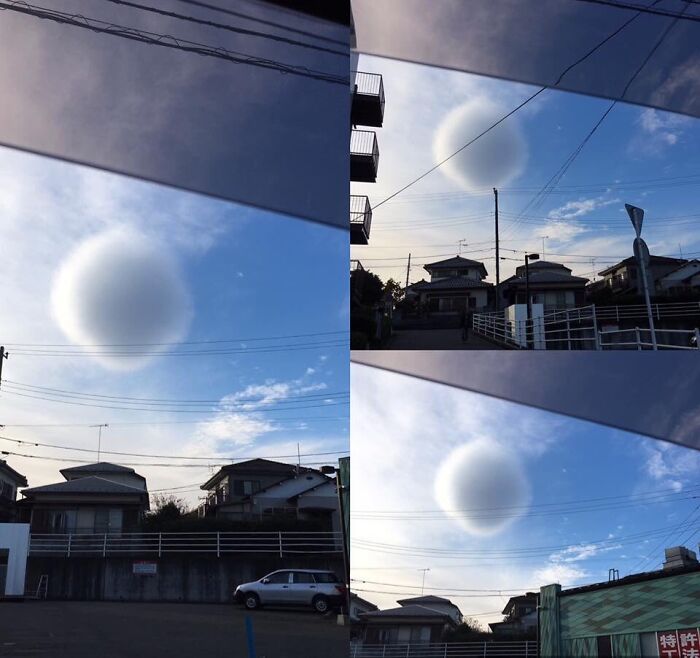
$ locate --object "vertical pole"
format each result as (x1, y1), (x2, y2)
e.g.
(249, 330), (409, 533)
(217, 531), (220, 558)
(103, 533), (107, 558)
(494, 189), (500, 313)
(525, 257), (531, 350)
(695, 327), (700, 350)
(591, 305), (601, 351)
(566, 314), (571, 351)
(638, 255), (657, 350)
(635, 327), (641, 351)
(245, 616), (258, 658)
(67, 533), (72, 558)
(278, 531), (283, 558)
(158, 532), (162, 558)
(0, 346), (8, 389)
(405, 253), (412, 289)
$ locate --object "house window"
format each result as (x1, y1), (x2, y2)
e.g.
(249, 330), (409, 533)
(232, 480), (261, 496)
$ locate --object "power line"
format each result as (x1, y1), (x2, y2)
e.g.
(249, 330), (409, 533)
(0, 1), (348, 85)
(0, 329), (348, 348)
(570, 0), (700, 23)
(101, 0), (348, 56)
(1, 448), (345, 468)
(0, 433), (348, 462)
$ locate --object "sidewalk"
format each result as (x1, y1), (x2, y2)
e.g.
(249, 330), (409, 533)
(387, 328), (502, 350)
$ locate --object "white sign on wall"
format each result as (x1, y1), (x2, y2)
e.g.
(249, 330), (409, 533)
(132, 561), (157, 575)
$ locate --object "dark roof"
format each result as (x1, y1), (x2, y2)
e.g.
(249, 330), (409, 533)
(528, 260), (572, 271)
(201, 459), (311, 491)
(424, 256), (488, 276)
(560, 563), (700, 597)
(0, 460), (28, 487)
(360, 605), (456, 622)
(351, 593), (379, 612)
(397, 595), (457, 607)
(412, 276), (493, 291)
(60, 462), (138, 477)
(22, 476), (148, 497)
(241, 471), (327, 501)
(502, 271), (589, 287)
(501, 592), (538, 614)
(658, 259), (700, 281)
(598, 256), (687, 277)
(287, 477), (335, 502)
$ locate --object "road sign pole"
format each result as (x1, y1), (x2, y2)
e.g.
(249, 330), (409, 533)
(638, 254), (657, 350)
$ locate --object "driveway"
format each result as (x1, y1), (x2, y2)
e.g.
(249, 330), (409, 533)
(388, 328), (502, 350)
(0, 601), (348, 658)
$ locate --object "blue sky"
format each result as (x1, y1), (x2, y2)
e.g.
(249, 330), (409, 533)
(0, 146), (349, 501)
(351, 55), (700, 285)
(351, 364), (700, 625)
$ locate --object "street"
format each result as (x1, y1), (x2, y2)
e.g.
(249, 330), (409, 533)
(388, 328), (501, 350)
(0, 601), (348, 658)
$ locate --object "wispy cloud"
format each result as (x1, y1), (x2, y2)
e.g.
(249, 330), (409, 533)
(547, 197), (619, 220)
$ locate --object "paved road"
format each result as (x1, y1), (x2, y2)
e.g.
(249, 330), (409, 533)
(0, 601), (348, 658)
(388, 328), (501, 350)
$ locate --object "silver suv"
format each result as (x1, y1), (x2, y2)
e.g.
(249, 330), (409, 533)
(234, 569), (346, 613)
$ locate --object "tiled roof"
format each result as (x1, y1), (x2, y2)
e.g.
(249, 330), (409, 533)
(201, 459), (315, 491)
(360, 604), (454, 620)
(60, 462), (136, 475)
(425, 256), (486, 269)
(397, 595), (456, 606)
(503, 271), (589, 286)
(598, 256), (686, 277)
(412, 276), (492, 291)
(22, 476), (147, 496)
(0, 460), (28, 487)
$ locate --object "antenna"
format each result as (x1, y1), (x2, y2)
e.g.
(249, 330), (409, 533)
(89, 424), (108, 461)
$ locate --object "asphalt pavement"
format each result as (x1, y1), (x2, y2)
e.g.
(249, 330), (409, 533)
(388, 328), (500, 349)
(0, 601), (349, 658)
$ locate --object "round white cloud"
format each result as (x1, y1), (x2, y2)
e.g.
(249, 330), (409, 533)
(433, 98), (527, 192)
(434, 438), (530, 536)
(51, 228), (193, 371)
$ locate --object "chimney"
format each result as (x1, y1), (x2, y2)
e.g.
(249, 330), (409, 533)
(662, 546), (699, 571)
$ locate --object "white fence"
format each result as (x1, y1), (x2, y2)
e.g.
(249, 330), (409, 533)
(351, 642), (537, 657)
(29, 531), (343, 557)
(473, 304), (700, 351)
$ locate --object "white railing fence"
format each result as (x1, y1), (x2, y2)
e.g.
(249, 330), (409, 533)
(473, 304), (700, 351)
(351, 642), (537, 658)
(29, 531), (343, 557)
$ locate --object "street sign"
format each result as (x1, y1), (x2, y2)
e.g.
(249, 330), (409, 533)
(633, 237), (650, 267)
(132, 561), (157, 575)
(626, 203), (644, 237)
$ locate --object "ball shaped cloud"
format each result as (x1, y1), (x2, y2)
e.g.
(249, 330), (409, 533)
(51, 228), (193, 371)
(435, 438), (531, 536)
(433, 97), (528, 192)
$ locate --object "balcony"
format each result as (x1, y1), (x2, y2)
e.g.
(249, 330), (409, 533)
(350, 195), (372, 245)
(351, 72), (385, 127)
(351, 130), (379, 183)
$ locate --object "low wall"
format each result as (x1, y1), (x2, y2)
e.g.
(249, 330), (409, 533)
(26, 554), (344, 603)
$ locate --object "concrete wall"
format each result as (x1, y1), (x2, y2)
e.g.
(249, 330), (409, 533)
(0, 523), (30, 597)
(26, 554), (344, 603)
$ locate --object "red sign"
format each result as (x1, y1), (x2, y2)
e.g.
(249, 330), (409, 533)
(658, 630), (700, 658)
(678, 629), (700, 658)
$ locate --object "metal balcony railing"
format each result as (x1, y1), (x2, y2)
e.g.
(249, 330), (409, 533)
(350, 195), (372, 245)
(29, 531), (344, 558)
(351, 130), (379, 182)
(351, 641), (538, 658)
(351, 72), (385, 127)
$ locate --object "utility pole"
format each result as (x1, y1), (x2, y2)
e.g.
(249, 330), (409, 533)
(541, 235), (549, 261)
(405, 253), (411, 289)
(418, 568), (430, 596)
(0, 347), (7, 389)
(494, 189), (500, 313)
(90, 424), (108, 461)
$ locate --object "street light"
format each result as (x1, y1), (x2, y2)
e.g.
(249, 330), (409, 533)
(525, 253), (539, 349)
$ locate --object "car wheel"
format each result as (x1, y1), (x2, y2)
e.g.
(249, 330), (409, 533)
(312, 595), (330, 614)
(244, 593), (260, 610)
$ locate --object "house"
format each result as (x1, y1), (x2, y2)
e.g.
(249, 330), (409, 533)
(500, 261), (589, 311)
(596, 255), (687, 298)
(18, 462), (149, 534)
(539, 545), (700, 658)
(396, 595), (463, 625)
(200, 458), (339, 530)
(656, 259), (700, 297)
(0, 460), (28, 523)
(409, 256), (492, 313)
(350, 592), (379, 622)
(357, 600), (460, 645)
(489, 592), (538, 636)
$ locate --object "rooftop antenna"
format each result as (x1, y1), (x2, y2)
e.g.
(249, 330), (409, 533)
(90, 424), (108, 462)
(418, 568), (431, 596)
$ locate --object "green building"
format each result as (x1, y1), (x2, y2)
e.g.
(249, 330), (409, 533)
(540, 547), (700, 658)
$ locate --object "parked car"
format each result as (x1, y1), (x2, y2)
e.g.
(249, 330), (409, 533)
(234, 569), (346, 613)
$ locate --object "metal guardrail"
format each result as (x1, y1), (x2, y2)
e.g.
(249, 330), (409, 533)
(29, 531), (343, 557)
(473, 304), (700, 350)
(353, 71), (385, 99)
(351, 642), (537, 658)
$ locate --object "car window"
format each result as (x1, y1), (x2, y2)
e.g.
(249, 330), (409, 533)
(312, 572), (339, 583)
(265, 572), (290, 584)
(292, 572), (315, 584)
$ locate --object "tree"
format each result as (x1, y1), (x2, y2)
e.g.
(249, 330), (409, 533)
(146, 494), (189, 526)
(443, 617), (487, 642)
(351, 268), (385, 307)
(383, 278), (404, 304)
